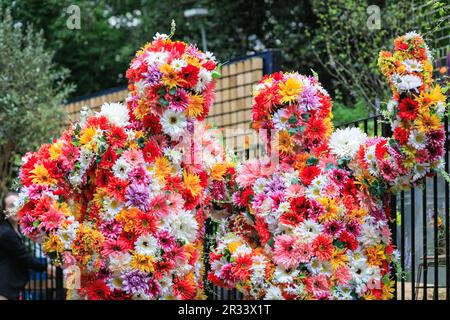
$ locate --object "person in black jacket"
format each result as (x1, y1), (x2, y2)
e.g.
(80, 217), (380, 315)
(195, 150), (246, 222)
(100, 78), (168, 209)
(0, 191), (47, 300)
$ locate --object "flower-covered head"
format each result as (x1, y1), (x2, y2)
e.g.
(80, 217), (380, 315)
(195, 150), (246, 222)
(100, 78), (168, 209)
(126, 33), (218, 138)
(251, 72), (333, 157)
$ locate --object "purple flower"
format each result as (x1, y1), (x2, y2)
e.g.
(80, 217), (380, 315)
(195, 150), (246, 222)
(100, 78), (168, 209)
(125, 183), (150, 211)
(121, 270), (151, 295)
(298, 85), (320, 110)
(168, 88), (189, 112)
(264, 175), (285, 193)
(143, 64), (162, 86)
(147, 278), (162, 299)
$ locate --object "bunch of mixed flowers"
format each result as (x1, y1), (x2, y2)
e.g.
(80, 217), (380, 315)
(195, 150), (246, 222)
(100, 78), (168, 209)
(330, 32), (446, 197)
(14, 32), (234, 300)
(207, 34), (443, 300)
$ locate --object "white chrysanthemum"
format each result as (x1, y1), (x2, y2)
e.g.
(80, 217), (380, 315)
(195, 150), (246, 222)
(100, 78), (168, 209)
(145, 50), (169, 67)
(163, 210), (198, 243)
(164, 147), (182, 166)
(359, 223), (381, 247)
(281, 170), (300, 187)
(329, 127), (367, 159)
(100, 102), (130, 127)
(107, 275), (124, 291)
(160, 109), (187, 140)
(103, 197), (123, 220)
(234, 244), (253, 257)
(402, 59), (423, 72)
(391, 73), (423, 93)
(153, 32), (169, 41)
(404, 31), (420, 40)
(408, 130), (426, 150)
(253, 177), (268, 194)
(264, 286), (284, 300)
(134, 80), (147, 96)
(135, 234), (159, 256)
(170, 58), (187, 71)
(413, 162), (429, 181)
(112, 158), (131, 180)
(58, 221), (79, 250)
(273, 267), (299, 284)
(194, 68), (212, 92)
(436, 101), (446, 117)
(276, 201), (291, 215)
(109, 252), (132, 273)
(272, 109), (289, 130)
(293, 219), (323, 242)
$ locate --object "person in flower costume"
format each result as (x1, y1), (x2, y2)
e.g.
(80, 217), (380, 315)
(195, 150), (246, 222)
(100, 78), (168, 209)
(208, 33), (446, 300)
(14, 30), (235, 300)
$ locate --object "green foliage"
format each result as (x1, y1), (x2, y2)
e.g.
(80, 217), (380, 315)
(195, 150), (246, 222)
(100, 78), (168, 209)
(0, 8), (73, 199)
(309, 0), (449, 110)
(332, 99), (370, 126)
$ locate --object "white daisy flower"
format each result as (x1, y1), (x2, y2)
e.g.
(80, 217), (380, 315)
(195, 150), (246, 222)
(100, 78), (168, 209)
(272, 109), (290, 130)
(264, 286), (284, 300)
(103, 197), (123, 220)
(293, 219), (323, 242)
(234, 244), (253, 257)
(194, 68), (212, 92)
(160, 109), (187, 140)
(135, 234), (159, 256)
(329, 127), (367, 159)
(153, 32), (169, 40)
(99, 102), (130, 127)
(391, 73), (423, 93)
(273, 266), (299, 284)
(408, 130), (426, 150)
(402, 59), (423, 72)
(145, 50), (169, 66)
(170, 58), (187, 71)
(109, 252), (132, 273)
(163, 210), (198, 243)
(112, 158), (131, 180)
(413, 162), (429, 181)
(253, 177), (268, 194)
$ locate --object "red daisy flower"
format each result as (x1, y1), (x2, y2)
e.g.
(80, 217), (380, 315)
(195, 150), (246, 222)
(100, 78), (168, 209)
(180, 64), (200, 88)
(398, 97), (418, 121)
(299, 165), (321, 186)
(83, 279), (112, 300)
(312, 234), (334, 261)
(107, 125), (127, 149)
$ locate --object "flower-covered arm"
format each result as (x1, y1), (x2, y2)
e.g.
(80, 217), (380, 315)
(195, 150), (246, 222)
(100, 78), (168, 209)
(331, 33), (447, 199)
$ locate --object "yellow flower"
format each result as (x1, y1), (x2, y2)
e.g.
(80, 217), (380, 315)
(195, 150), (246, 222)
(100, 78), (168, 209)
(415, 112), (442, 132)
(318, 198), (340, 222)
(186, 94), (204, 118)
(115, 208), (139, 233)
(49, 142), (62, 161)
(183, 171), (202, 197)
(154, 156), (174, 183)
(277, 130), (293, 155)
(365, 244), (386, 267)
(131, 253), (154, 273)
(43, 234), (64, 253)
(417, 85), (446, 111)
(30, 164), (57, 186)
(79, 127), (97, 146)
(279, 77), (303, 104)
(210, 163), (228, 180)
(160, 64), (180, 88)
(227, 241), (241, 254)
(381, 281), (395, 300)
(331, 248), (349, 270)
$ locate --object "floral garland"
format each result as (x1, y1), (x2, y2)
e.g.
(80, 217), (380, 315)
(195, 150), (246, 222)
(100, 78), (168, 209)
(15, 32), (234, 300)
(207, 33), (445, 300)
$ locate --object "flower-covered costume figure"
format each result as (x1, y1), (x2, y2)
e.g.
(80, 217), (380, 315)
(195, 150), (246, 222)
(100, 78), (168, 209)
(208, 33), (446, 300)
(15, 33), (233, 300)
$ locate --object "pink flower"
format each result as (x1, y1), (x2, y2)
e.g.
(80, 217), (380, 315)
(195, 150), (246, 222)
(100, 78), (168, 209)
(166, 192), (184, 213)
(121, 149), (144, 166)
(273, 235), (303, 269)
(149, 193), (170, 217)
(305, 274), (330, 299)
(40, 207), (63, 232)
(335, 266), (352, 286)
(236, 158), (275, 188)
(157, 230), (176, 252)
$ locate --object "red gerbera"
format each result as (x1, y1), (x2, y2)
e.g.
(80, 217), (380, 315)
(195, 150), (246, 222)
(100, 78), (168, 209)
(398, 97), (418, 121)
(86, 115), (110, 131)
(142, 114), (162, 133)
(231, 254), (253, 281)
(84, 279), (112, 300)
(101, 238), (132, 256)
(299, 165), (321, 186)
(107, 125), (127, 149)
(180, 64), (200, 88)
(142, 140), (161, 163)
(172, 277), (197, 300)
(339, 231), (358, 251)
(312, 234), (334, 261)
(255, 216), (271, 246)
(279, 210), (304, 227)
(106, 176), (128, 201)
(393, 127), (410, 145)
(100, 148), (118, 169)
(136, 210), (158, 235)
(375, 140), (388, 161)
